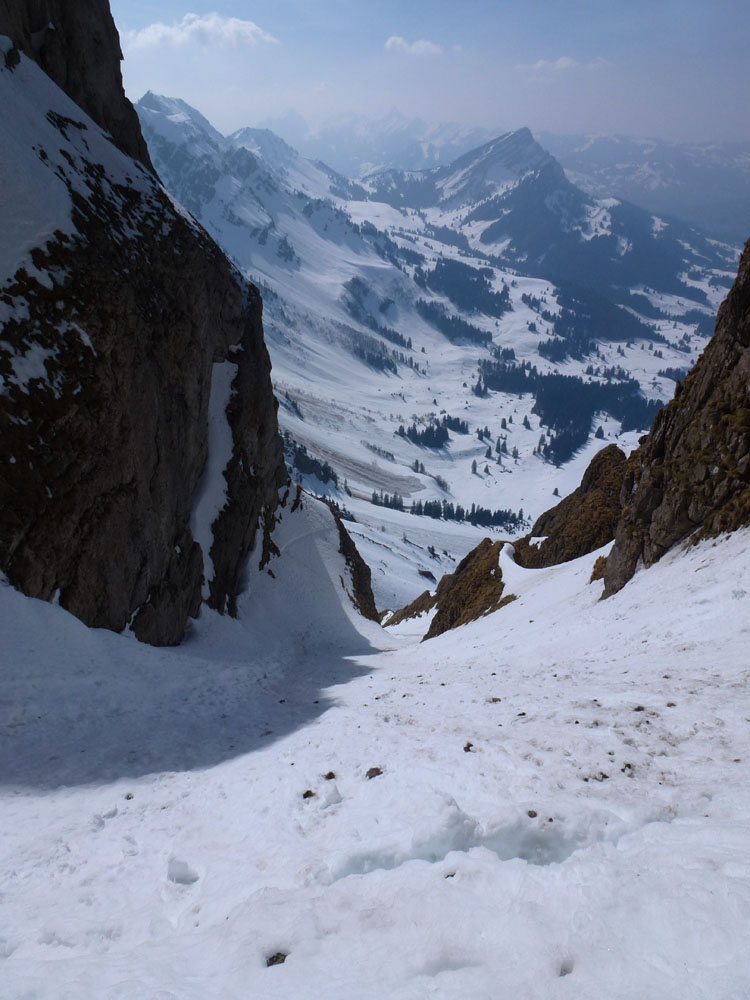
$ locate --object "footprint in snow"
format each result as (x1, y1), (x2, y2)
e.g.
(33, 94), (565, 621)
(167, 858), (200, 885)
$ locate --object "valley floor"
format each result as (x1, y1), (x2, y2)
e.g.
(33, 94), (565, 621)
(2, 507), (750, 999)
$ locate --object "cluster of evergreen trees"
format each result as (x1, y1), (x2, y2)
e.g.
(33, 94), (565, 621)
(397, 414), (468, 448)
(343, 276), (413, 351)
(533, 372), (661, 463)
(475, 358), (662, 463)
(658, 366), (689, 382)
(521, 292), (555, 323)
(370, 490), (526, 530)
(410, 498), (524, 529)
(425, 258), (512, 317)
(546, 285), (660, 360)
(371, 490), (405, 510)
(415, 299), (491, 346)
(397, 420), (449, 448)
(284, 433), (338, 485)
(476, 359), (537, 396)
(352, 341), (397, 373)
(346, 329), (422, 375)
(538, 337), (571, 362)
(442, 414), (469, 434)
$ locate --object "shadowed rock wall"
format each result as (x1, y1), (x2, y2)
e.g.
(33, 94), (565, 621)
(0, 0), (287, 644)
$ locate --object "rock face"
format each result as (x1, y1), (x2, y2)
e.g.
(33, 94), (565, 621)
(384, 538), (514, 641)
(0, 1), (287, 644)
(383, 589), (437, 629)
(514, 445), (627, 569)
(424, 539), (515, 641)
(604, 241), (750, 595)
(331, 508), (380, 623)
(0, 0), (151, 168)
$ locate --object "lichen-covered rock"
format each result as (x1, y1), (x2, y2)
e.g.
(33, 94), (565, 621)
(423, 538), (515, 641)
(514, 444), (627, 569)
(604, 241), (750, 595)
(0, 2), (287, 644)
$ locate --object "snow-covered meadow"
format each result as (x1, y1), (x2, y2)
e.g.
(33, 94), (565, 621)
(2, 497), (749, 999)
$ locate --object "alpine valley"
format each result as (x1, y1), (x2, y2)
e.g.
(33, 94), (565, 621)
(137, 92), (738, 610)
(2, 3), (750, 999)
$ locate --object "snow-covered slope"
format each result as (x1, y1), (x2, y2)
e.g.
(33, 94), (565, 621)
(136, 95), (739, 609)
(2, 498), (749, 997)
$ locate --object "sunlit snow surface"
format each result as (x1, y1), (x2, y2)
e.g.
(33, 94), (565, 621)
(2, 503), (749, 998)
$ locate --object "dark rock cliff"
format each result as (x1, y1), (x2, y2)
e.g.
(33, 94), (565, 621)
(514, 444), (627, 569)
(604, 242), (750, 595)
(0, 1), (287, 644)
(0, 0), (151, 168)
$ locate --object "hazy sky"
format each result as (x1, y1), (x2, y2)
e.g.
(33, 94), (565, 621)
(109, 1), (749, 142)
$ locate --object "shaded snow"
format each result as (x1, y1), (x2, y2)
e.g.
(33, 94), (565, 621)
(190, 359), (238, 595)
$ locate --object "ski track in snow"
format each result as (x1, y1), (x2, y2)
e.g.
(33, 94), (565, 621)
(2, 515), (749, 999)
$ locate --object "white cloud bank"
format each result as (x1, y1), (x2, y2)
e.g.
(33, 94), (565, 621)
(384, 36), (443, 56)
(123, 13), (278, 50)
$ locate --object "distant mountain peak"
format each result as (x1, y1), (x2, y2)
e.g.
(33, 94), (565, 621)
(135, 92), (225, 148)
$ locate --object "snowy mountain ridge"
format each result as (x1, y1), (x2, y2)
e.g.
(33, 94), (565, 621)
(136, 92), (739, 611)
(259, 106), (750, 245)
(361, 127), (563, 216)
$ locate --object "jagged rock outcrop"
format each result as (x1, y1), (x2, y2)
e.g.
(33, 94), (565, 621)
(384, 539), (517, 640)
(604, 241), (750, 595)
(383, 589), (437, 629)
(514, 444), (627, 568)
(0, 0), (152, 168)
(424, 539), (515, 641)
(331, 509), (379, 622)
(0, 2), (287, 644)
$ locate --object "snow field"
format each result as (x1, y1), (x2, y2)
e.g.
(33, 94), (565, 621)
(2, 515), (749, 998)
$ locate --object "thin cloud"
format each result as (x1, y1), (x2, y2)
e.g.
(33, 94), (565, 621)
(517, 55), (610, 73)
(123, 13), (278, 50)
(385, 36), (443, 56)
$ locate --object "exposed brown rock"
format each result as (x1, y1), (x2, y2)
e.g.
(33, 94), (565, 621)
(604, 241), (750, 595)
(382, 589), (437, 628)
(332, 511), (380, 622)
(589, 555), (608, 583)
(0, 0), (152, 168)
(385, 537), (518, 640)
(423, 538), (516, 641)
(514, 444), (627, 569)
